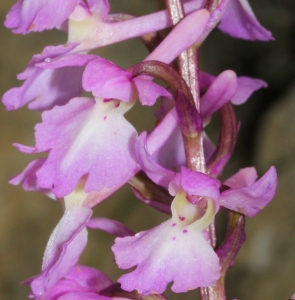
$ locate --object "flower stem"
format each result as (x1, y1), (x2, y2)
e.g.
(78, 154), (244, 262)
(164, 0), (205, 173)
(205, 0), (220, 11)
(164, 0), (226, 299)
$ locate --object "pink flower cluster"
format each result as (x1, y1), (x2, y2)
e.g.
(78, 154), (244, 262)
(3, 0), (277, 299)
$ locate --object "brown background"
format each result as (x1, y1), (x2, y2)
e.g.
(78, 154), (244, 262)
(1, 0), (295, 299)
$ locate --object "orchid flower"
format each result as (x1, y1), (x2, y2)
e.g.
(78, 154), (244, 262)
(8, 9), (210, 199)
(112, 133), (277, 294)
(112, 167), (222, 294)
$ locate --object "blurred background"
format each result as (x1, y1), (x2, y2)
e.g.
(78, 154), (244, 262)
(1, 0), (295, 299)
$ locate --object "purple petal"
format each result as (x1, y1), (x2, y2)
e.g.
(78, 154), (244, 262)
(2, 44), (94, 111)
(133, 77), (172, 106)
(201, 70), (237, 118)
(9, 158), (56, 199)
(5, 0), (80, 34)
(29, 206), (92, 297)
(153, 103), (215, 169)
(218, 0), (273, 41)
(69, 0), (205, 52)
(59, 292), (109, 300)
(152, 126), (186, 173)
(220, 166), (277, 216)
(151, 103), (185, 170)
(145, 9), (210, 64)
(83, 58), (171, 105)
(203, 133), (216, 163)
(199, 71), (267, 107)
(35, 52), (97, 69)
(200, 71), (215, 91)
(35, 97), (138, 197)
(113, 219), (220, 294)
(169, 167), (221, 200)
(87, 218), (134, 238)
(86, 0), (110, 18)
(147, 108), (179, 155)
(64, 265), (112, 293)
(231, 76), (267, 105)
(135, 132), (175, 188)
(13, 143), (36, 153)
(39, 279), (83, 300)
(82, 58), (134, 103)
(224, 167), (258, 189)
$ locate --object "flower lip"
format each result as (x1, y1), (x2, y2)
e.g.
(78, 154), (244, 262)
(172, 190), (216, 230)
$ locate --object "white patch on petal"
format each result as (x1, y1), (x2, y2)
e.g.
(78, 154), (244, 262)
(60, 98), (134, 172)
(113, 192), (220, 294)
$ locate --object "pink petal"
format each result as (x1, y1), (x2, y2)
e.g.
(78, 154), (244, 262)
(71, 0), (206, 52)
(87, 218), (134, 237)
(9, 158), (56, 199)
(39, 279), (83, 300)
(135, 132), (175, 188)
(82, 58), (134, 103)
(59, 292), (109, 300)
(1, 44), (92, 111)
(13, 143), (36, 153)
(218, 0), (273, 41)
(29, 206), (92, 297)
(146, 107), (179, 155)
(4, 0), (80, 34)
(169, 167), (221, 201)
(113, 219), (220, 295)
(35, 97), (138, 197)
(133, 77), (172, 106)
(200, 71), (215, 91)
(200, 71), (267, 109)
(64, 265), (112, 293)
(224, 167), (258, 189)
(220, 166), (277, 216)
(231, 76), (267, 105)
(152, 126), (186, 173)
(145, 9), (210, 64)
(86, 0), (110, 18)
(201, 70), (238, 118)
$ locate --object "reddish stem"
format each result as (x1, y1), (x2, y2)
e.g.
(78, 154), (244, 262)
(164, 0), (205, 173)
(164, 0), (227, 299)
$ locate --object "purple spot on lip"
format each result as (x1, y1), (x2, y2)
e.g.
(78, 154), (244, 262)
(103, 99), (111, 103)
(183, 229), (188, 234)
(172, 237), (176, 240)
(172, 223), (176, 227)
(179, 216), (185, 221)
(103, 116), (107, 120)
(115, 102), (120, 108)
